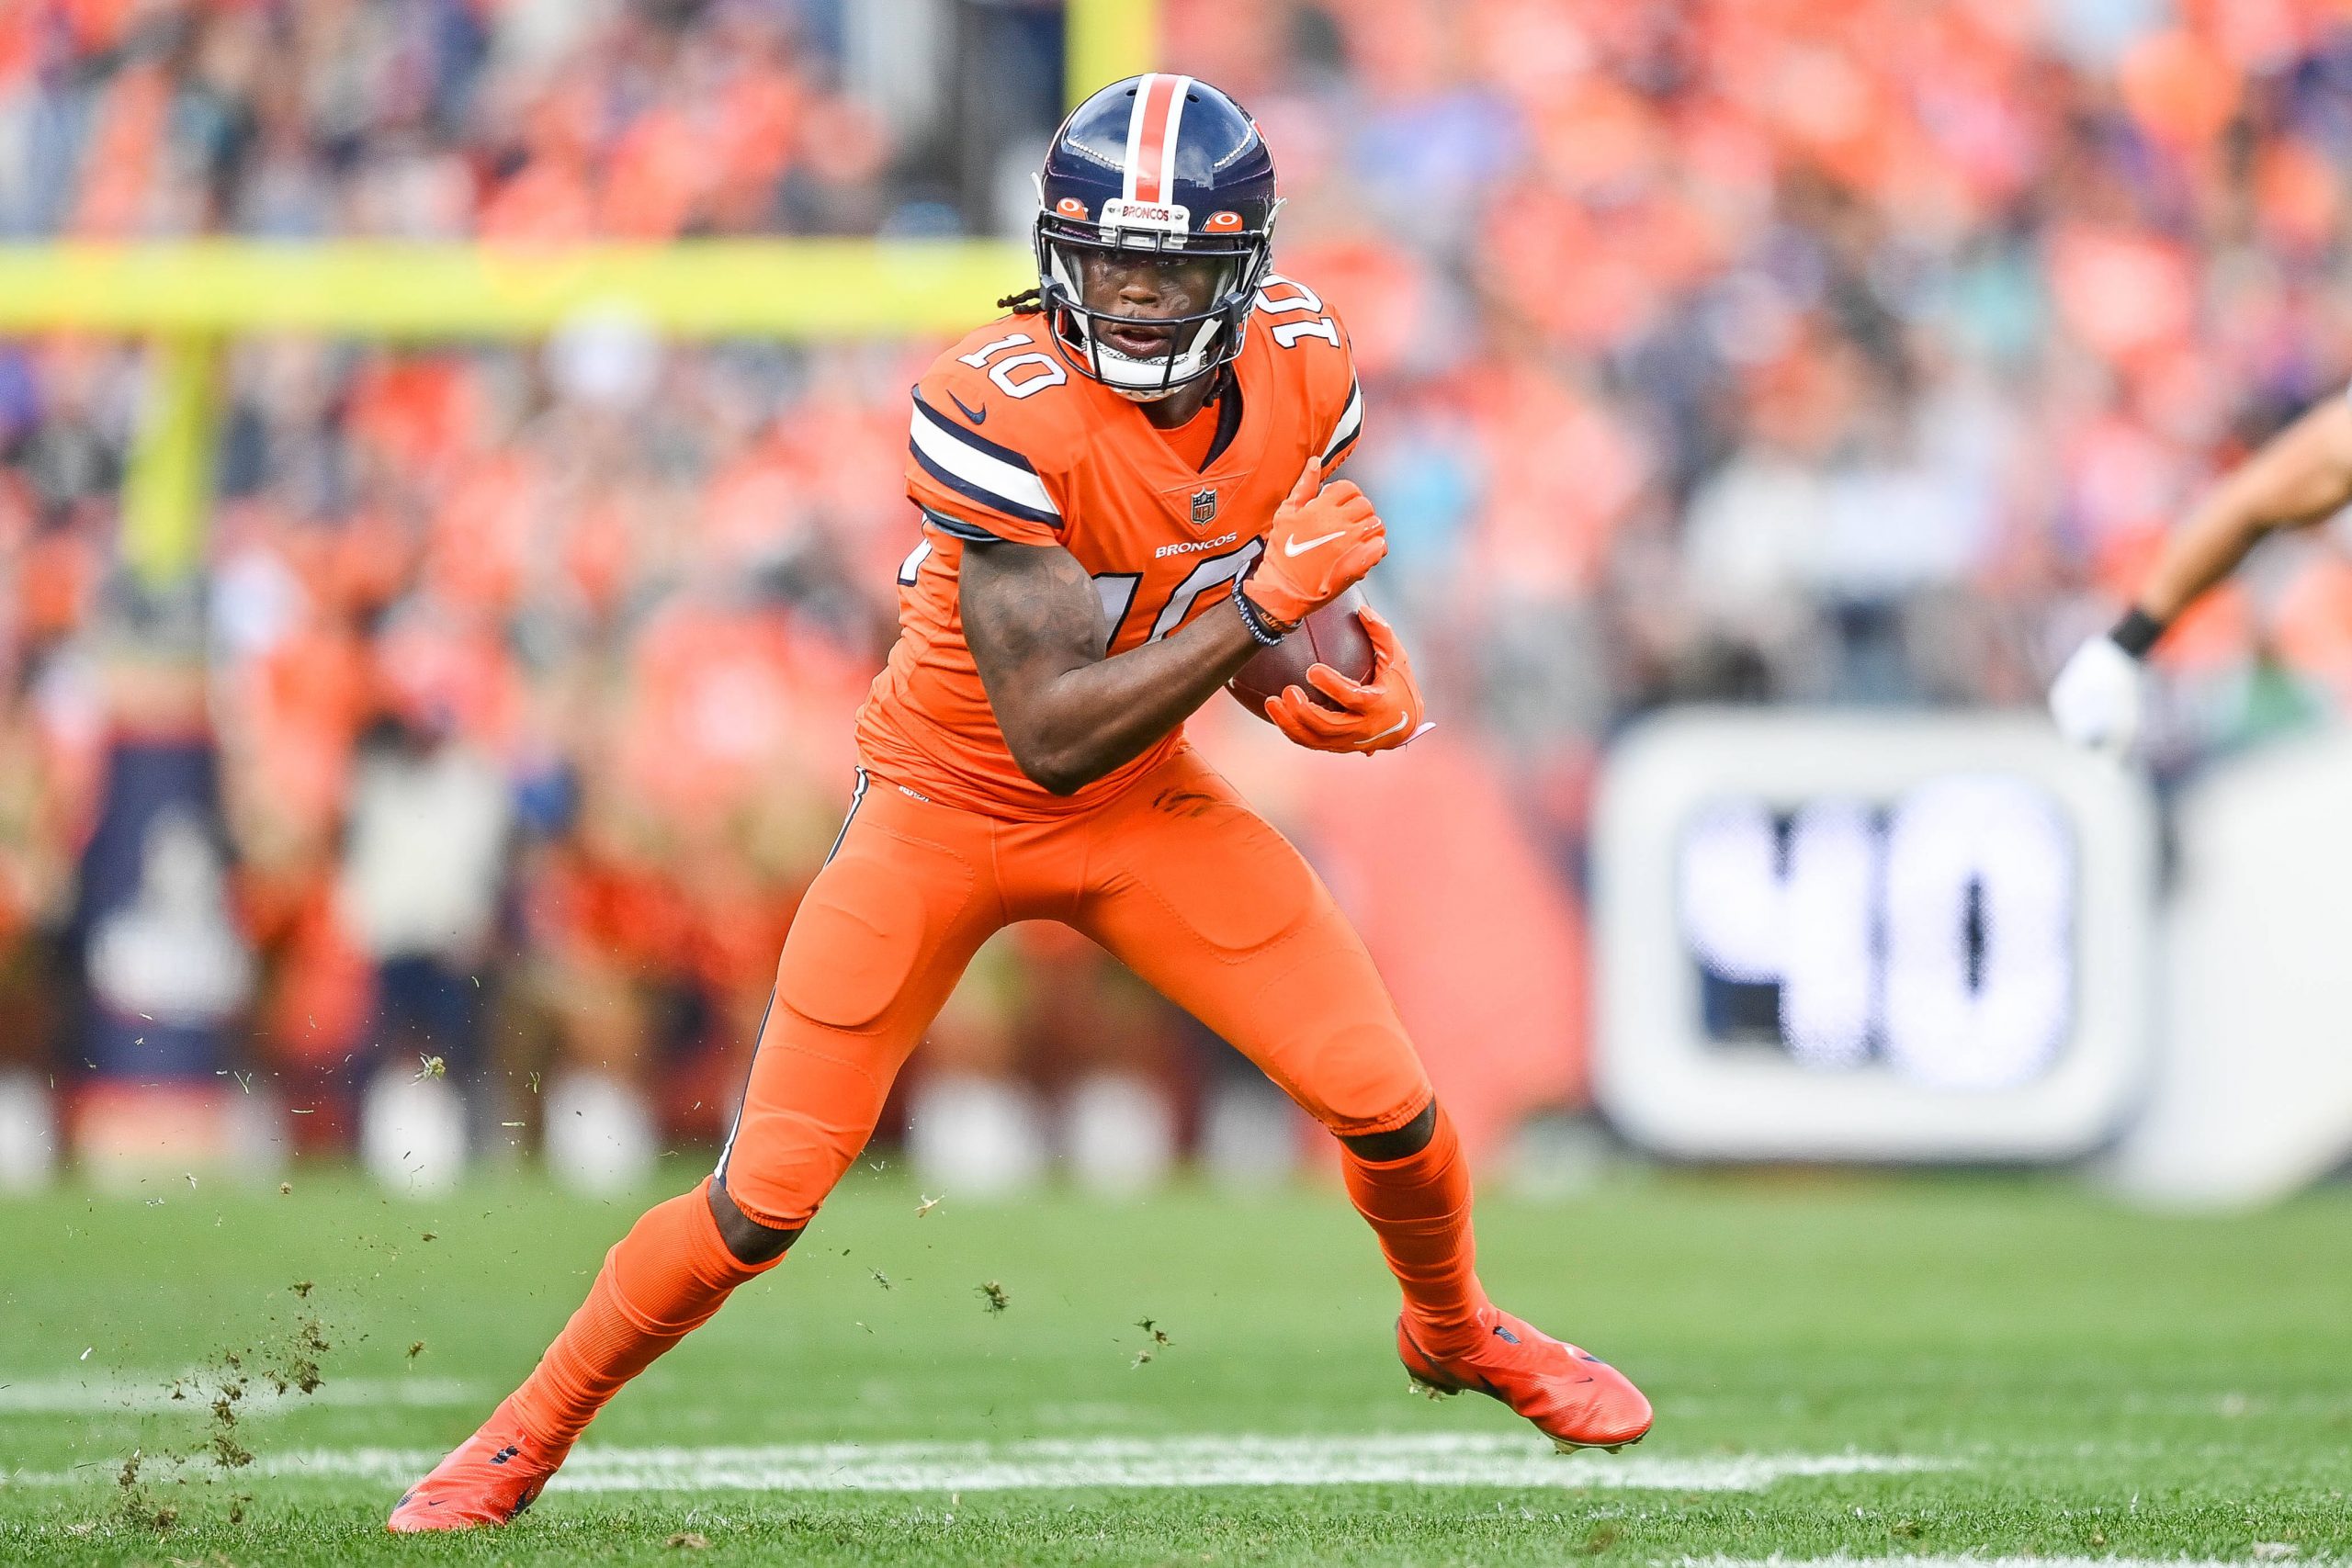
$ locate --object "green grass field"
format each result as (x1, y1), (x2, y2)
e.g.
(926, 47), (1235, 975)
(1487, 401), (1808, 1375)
(0, 1159), (2346, 1566)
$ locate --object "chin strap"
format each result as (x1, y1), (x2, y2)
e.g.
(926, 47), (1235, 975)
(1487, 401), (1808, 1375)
(1038, 264), (1248, 399)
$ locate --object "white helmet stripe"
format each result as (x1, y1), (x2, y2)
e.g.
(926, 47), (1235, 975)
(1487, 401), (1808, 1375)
(1156, 75), (1192, 208)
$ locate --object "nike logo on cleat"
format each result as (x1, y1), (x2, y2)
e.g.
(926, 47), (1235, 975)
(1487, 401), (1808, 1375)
(1283, 529), (1346, 557)
(946, 390), (989, 425)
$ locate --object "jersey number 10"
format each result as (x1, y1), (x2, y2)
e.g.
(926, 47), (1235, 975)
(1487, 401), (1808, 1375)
(897, 277), (1343, 637)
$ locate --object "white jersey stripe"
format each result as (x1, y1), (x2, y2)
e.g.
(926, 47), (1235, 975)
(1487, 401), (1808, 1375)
(1322, 381), (1364, 464)
(1157, 75), (1191, 207)
(908, 403), (1060, 521)
(1122, 73), (1157, 202)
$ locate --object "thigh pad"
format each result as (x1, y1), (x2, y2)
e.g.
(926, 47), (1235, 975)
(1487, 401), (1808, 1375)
(775, 829), (976, 1031)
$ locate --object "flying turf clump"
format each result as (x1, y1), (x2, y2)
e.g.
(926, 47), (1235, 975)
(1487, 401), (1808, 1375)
(115, 1301), (342, 1535)
(115, 1450), (176, 1535)
(281, 1317), (332, 1395)
(206, 1364), (254, 1471)
(209, 1392), (254, 1470)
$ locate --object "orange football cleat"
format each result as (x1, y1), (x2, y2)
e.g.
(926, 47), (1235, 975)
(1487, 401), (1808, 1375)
(385, 1396), (569, 1533)
(1396, 1306), (1654, 1452)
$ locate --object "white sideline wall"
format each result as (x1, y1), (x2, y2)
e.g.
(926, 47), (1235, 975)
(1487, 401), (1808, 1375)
(2106, 727), (2352, 1209)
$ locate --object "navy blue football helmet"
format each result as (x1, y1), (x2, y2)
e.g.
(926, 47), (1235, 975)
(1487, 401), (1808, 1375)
(1033, 74), (1281, 400)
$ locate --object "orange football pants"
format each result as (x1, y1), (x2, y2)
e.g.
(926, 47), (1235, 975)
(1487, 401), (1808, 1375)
(714, 745), (1434, 1229)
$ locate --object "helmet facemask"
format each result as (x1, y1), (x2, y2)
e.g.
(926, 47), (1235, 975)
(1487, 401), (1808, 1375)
(1033, 194), (1274, 401)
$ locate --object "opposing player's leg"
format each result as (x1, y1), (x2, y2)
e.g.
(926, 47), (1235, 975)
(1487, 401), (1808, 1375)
(390, 774), (1002, 1531)
(1074, 749), (1650, 1451)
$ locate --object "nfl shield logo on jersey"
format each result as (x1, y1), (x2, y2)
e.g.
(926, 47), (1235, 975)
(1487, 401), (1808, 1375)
(1191, 488), (1219, 525)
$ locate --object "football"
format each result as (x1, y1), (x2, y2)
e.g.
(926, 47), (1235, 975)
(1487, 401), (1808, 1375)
(1229, 585), (1375, 717)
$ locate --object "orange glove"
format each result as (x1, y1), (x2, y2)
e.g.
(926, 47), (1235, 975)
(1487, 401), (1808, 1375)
(1264, 606), (1431, 754)
(1240, 457), (1386, 629)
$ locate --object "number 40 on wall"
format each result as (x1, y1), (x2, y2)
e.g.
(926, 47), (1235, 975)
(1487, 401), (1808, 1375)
(1675, 776), (2075, 1092)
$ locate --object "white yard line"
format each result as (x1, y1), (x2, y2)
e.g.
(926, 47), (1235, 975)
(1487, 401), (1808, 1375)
(538, 1438), (1942, 1495)
(4, 1435), (1945, 1493)
(0, 1373), (474, 1416)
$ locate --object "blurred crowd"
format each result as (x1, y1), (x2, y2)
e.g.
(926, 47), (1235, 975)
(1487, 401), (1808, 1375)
(6, 0), (2352, 1192)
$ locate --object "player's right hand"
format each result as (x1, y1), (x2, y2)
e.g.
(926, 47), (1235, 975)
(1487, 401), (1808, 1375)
(1241, 457), (1386, 629)
(2049, 634), (2146, 755)
(1264, 605), (1432, 754)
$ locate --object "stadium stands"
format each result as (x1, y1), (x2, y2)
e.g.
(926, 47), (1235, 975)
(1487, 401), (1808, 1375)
(4, 0), (2350, 1189)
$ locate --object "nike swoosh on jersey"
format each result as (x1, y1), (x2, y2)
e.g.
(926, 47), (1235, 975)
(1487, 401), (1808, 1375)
(946, 389), (989, 425)
(1283, 528), (1346, 558)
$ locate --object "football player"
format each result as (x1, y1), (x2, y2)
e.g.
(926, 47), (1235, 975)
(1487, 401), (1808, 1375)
(2051, 390), (2352, 754)
(389, 75), (1650, 1532)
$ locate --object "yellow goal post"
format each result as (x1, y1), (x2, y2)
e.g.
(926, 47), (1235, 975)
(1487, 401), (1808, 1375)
(0, 0), (1155, 592)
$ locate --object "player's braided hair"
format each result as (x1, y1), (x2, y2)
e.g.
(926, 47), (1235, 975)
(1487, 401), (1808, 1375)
(996, 286), (1045, 312)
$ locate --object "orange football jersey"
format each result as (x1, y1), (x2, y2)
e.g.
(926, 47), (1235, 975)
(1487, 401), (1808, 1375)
(854, 275), (1363, 818)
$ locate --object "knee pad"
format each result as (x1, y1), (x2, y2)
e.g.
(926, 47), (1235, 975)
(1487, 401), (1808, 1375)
(1289, 1017), (1431, 1138)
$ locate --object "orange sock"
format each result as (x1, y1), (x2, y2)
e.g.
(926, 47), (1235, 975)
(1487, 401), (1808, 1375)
(507, 1178), (780, 1450)
(1340, 1103), (1488, 1359)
